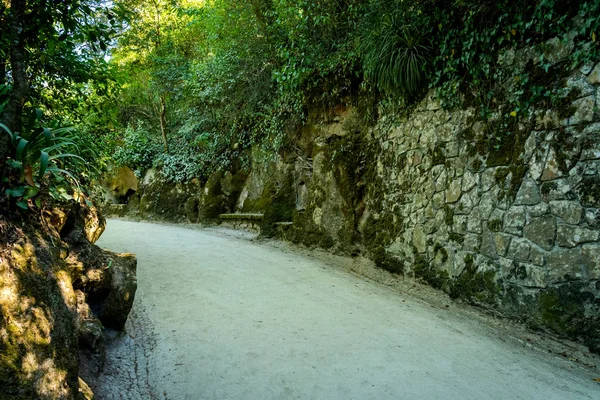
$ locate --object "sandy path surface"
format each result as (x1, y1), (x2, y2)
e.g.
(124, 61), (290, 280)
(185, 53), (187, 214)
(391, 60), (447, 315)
(92, 219), (600, 399)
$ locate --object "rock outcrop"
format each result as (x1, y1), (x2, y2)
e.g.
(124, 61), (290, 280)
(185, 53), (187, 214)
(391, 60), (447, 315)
(0, 199), (137, 399)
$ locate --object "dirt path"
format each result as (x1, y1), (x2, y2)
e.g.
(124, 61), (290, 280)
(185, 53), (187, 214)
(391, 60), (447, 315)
(92, 219), (600, 399)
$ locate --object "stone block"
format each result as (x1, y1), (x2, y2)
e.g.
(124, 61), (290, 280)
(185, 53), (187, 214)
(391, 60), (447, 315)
(556, 224), (599, 248)
(535, 109), (559, 130)
(587, 62), (600, 84)
(523, 133), (536, 162)
(582, 244), (600, 280)
(514, 179), (541, 205)
(528, 144), (549, 180)
(467, 215), (483, 234)
(549, 201), (583, 224)
(523, 216), (556, 251)
(580, 63), (595, 75)
(481, 168), (497, 192)
(453, 215), (468, 234)
(432, 191), (445, 209)
(546, 248), (584, 282)
(462, 170), (478, 192)
(494, 233), (512, 257)
(457, 188), (479, 213)
(446, 179), (462, 203)
(540, 179), (575, 202)
(463, 234), (480, 252)
(541, 148), (563, 181)
(412, 225), (427, 253)
(529, 246), (546, 267)
(527, 202), (550, 218)
(544, 36), (574, 64)
(580, 143), (600, 160)
(508, 238), (531, 262)
(452, 251), (471, 277)
(564, 96), (595, 125)
(480, 228), (499, 260)
(478, 192), (496, 218)
(503, 259), (549, 288)
(576, 176), (600, 207)
(504, 206), (526, 235)
(565, 75), (596, 97)
(434, 169), (448, 193)
(446, 141), (459, 158)
(583, 161), (598, 176)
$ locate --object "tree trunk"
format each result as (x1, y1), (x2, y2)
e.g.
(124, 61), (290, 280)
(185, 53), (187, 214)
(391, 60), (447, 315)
(0, 0), (29, 177)
(159, 95), (168, 153)
(0, 61), (6, 86)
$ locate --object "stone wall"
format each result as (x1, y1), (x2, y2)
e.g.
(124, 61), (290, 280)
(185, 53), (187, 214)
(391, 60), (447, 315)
(238, 60), (600, 351)
(362, 64), (600, 351)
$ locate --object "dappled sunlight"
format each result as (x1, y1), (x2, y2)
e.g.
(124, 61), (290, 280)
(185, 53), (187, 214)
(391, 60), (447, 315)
(0, 228), (78, 399)
(23, 353), (70, 399)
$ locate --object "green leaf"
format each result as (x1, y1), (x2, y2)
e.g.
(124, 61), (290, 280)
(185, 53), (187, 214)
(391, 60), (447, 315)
(39, 151), (49, 180)
(43, 127), (52, 142)
(6, 186), (26, 197)
(23, 186), (40, 200)
(0, 123), (12, 139)
(16, 138), (29, 160)
(7, 159), (23, 171)
(16, 200), (29, 210)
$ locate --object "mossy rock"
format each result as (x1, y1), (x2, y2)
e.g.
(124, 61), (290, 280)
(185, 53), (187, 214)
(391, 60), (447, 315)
(448, 254), (499, 305)
(372, 246), (404, 275)
(1, 222), (80, 399)
(260, 175), (296, 238)
(537, 283), (598, 347)
(413, 252), (450, 290)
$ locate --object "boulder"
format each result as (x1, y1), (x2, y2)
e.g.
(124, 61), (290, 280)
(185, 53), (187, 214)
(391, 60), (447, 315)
(0, 199), (137, 398)
(92, 253), (137, 330)
(0, 220), (80, 399)
(104, 166), (139, 203)
(66, 244), (137, 331)
(75, 291), (103, 353)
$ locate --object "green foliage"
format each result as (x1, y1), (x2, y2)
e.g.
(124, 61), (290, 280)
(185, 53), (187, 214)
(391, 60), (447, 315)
(1, 105), (90, 208)
(154, 139), (204, 183)
(0, 1), (123, 111)
(359, 2), (432, 96)
(113, 123), (162, 175)
(83, 0), (600, 187)
(430, 0), (599, 112)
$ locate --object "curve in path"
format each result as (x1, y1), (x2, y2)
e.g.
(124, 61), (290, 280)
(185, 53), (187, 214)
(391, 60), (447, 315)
(93, 220), (599, 399)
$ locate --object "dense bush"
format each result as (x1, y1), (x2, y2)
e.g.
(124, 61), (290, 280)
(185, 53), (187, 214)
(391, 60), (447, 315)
(97, 0), (600, 183)
(113, 124), (162, 176)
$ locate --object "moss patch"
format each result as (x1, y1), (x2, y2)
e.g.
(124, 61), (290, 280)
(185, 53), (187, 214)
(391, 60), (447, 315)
(372, 246), (405, 275)
(413, 251), (450, 290)
(576, 176), (600, 207)
(494, 165), (527, 201)
(260, 176), (296, 238)
(444, 205), (454, 226)
(449, 254), (499, 305)
(487, 219), (502, 232)
(449, 232), (464, 245)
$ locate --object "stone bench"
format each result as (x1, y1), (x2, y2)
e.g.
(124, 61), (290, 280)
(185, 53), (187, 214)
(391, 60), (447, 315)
(219, 213), (264, 221)
(219, 213), (264, 233)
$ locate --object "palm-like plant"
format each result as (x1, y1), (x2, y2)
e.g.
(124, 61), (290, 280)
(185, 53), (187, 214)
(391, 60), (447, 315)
(1, 108), (86, 209)
(361, 12), (432, 97)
